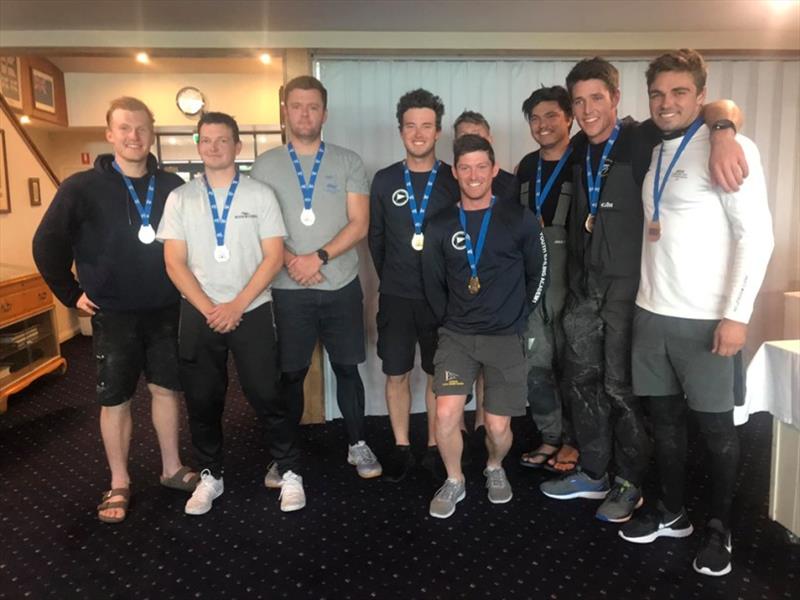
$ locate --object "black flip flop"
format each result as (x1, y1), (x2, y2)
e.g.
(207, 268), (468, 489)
(519, 449), (558, 469)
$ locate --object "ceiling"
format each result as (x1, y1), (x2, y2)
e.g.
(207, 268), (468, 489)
(47, 56), (284, 74)
(2, 0), (799, 34)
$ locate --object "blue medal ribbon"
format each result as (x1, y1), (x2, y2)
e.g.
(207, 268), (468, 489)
(287, 141), (325, 212)
(112, 160), (155, 227)
(403, 160), (440, 235)
(458, 196), (496, 281)
(585, 121), (621, 217)
(535, 146), (573, 219)
(203, 172), (241, 249)
(652, 116), (704, 223)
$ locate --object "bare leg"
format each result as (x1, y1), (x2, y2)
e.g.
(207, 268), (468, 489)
(425, 375), (437, 447)
(435, 394), (467, 481)
(386, 373), (412, 446)
(474, 370), (486, 430)
(149, 383), (190, 480)
(99, 401), (133, 520)
(484, 411), (512, 470)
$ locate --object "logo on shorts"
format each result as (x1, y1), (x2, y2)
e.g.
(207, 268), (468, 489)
(451, 231), (467, 250)
(442, 370), (464, 387)
(391, 189), (409, 207)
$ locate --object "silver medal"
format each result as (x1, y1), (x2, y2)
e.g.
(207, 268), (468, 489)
(213, 245), (230, 263)
(411, 232), (424, 251)
(138, 224), (156, 244)
(300, 208), (316, 226)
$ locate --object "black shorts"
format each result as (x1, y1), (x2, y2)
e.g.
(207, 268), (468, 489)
(432, 328), (527, 417)
(272, 277), (366, 373)
(376, 294), (438, 376)
(91, 305), (181, 407)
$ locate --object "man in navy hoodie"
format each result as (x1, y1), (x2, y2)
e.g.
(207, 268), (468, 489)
(33, 97), (196, 523)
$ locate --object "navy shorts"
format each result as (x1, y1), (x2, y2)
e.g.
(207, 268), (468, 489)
(91, 304), (181, 406)
(272, 277), (366, 372)
(376, 294), (438, 376)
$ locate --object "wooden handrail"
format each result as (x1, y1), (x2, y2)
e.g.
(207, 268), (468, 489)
(0, 94), (60, 187)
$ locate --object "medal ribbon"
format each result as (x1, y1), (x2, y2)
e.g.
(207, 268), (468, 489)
(535, 146), (572, 218)
(585, 121), (621, 217)
(652, 116), (704, 223)
(458, 196), (496, 280)
(203, 172), (241, 249)
(403, 160), (440, 235)
(113, 161), (155, 227)
(287, 141), (325, 212)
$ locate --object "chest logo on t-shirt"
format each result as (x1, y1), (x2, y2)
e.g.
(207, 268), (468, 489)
(234, 211), (258, 219)
(391, 189), (409, 207)
(451, 230), (467, 250)
(672, 169), (689, 180)
(323, 175), (340, 194)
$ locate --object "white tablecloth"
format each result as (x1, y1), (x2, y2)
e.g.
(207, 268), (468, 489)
(735, 340), (800, 426)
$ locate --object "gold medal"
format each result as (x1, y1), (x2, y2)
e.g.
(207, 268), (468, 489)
(585, 214), (595, 233)
(411, 232), (424, 251)
(647, 220), (661, 242)
(468, 276), (480, 295)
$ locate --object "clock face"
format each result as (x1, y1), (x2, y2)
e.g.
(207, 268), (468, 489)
(176, 87), (205, 116)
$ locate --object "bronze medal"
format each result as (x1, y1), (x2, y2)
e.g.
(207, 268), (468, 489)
(585, 214), (595, 233)
(647, 220), (661, 242)
(468, 276), (480, 295)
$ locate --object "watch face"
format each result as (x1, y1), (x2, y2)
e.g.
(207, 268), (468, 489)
(176, 87), (205, 116)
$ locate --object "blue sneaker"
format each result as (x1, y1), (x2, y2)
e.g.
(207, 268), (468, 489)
(540, 469), (610, 500)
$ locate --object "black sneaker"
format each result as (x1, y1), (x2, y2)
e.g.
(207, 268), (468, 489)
(693, 518), (732, 576)
(421, 446), (447, 481)
(382, 445), (415, 483)
(619, 503), (694, 544)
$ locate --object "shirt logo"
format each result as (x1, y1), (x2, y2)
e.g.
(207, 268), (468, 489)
(451, 230), (467, 250)
(672, 169), (688, 180)
(600, 201), (614, 208)
(391, 189), (409, 207)
(234, 211), (258, 219)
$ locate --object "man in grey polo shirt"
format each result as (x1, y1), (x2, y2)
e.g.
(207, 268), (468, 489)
(250, 75), (381, 495)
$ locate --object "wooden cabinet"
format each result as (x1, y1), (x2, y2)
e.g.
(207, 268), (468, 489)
(0, 269), (67, 413)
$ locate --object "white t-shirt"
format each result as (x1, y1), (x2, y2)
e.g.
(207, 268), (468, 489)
(637, 125), (774, 323)
(157, 174), (287, 312)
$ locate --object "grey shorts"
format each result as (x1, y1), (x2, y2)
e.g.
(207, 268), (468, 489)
(432, 328), (527, 417)
(632, 308), (735, 413)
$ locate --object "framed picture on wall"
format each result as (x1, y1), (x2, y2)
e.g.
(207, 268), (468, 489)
(0, 130), (10, 213)
(0, 57), (23, 110)
(31, 68), (56, 113)
(28, 177), (41, 207)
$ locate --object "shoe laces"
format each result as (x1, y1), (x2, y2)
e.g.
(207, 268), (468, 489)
(703, 523), (730, 552)
(350, 443), (377, 465)
(194, 469), (218, 498)
(485, 468), (507, 489)
(608, 479), (634, 501)
(435, 479), (463, 502)
(280, 472), (303, 500)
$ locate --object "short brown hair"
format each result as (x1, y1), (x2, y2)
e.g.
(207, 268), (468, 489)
(283, 76), (328, 109)
(453, 133), (495, 166)
(106, 97), (155, 127)
(566, 57), (619, 96)
(646, 49), (707, 91)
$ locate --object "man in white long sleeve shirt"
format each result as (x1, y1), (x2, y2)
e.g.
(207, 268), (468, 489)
(619, 49), (774, 578)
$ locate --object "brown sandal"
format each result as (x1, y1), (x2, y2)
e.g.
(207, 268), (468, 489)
(97, 487), (131, 524)
(160, 466), (200, 492)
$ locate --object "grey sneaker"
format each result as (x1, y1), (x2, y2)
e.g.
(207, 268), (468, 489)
(184, 469), (224, 515)
(429, 478), (466, 519)
(596, 476), (643, 523)
(264, 461), (282, 489)
(540, 469), (610, 500)
(347, 441), (382, 478)
(279, 471), (306, 512)
(484, 466), (513, 504)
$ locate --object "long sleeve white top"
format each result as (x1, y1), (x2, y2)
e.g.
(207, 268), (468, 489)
(637, 126), (774, 324)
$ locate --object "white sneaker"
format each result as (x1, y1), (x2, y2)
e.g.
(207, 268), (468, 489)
(279, 471), (306, 512)
(347, 441), (383, 478)
(264, 461), (283, 489)
(184, 469), (224, 515)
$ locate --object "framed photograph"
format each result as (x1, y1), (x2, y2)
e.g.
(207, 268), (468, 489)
(0, 57), (23, 109)
(0, 130), (10, 213)
(28, 177), (41, 207)
(31, 68), (56, 113)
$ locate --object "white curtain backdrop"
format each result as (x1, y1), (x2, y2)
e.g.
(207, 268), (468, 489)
(313, 56), (800, 418)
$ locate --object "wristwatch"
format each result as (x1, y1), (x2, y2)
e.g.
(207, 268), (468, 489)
(316, 248), (329, 265)
(711, 119), (737, 134)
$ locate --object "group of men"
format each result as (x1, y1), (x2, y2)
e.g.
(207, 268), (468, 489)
(32, 48), (773, 578)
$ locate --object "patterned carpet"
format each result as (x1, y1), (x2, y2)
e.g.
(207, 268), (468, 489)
(0, 335), (797, 599)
